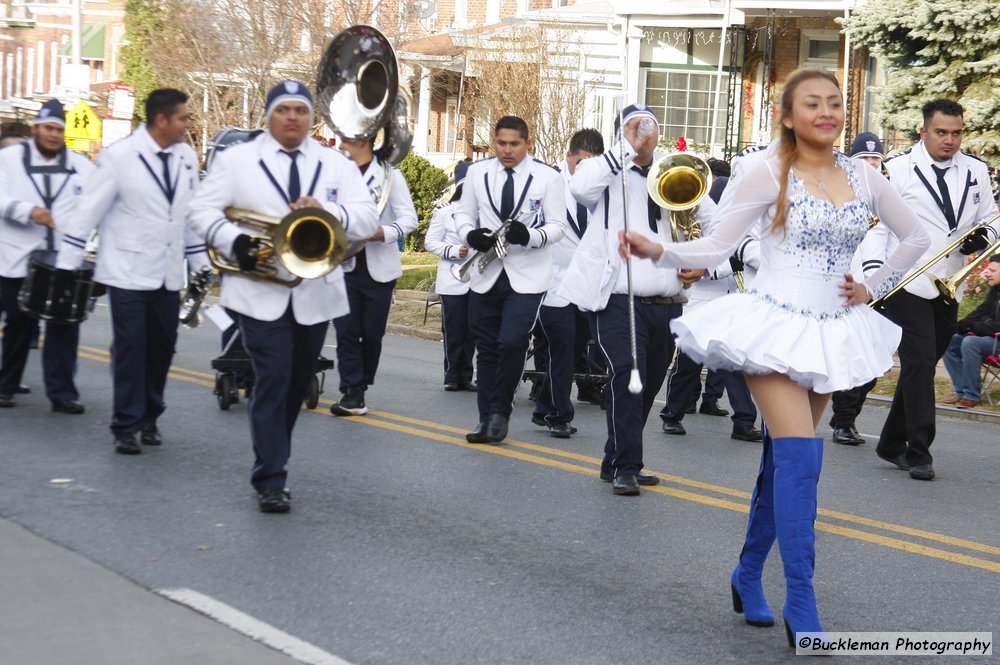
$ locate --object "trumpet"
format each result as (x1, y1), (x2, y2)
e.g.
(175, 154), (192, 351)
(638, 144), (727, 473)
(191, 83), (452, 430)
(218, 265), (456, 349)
(870, 212), (1000, 307)
(207, 207), (348, 287)
(450, 221), (512, 283)
(179, 268), (214, 328)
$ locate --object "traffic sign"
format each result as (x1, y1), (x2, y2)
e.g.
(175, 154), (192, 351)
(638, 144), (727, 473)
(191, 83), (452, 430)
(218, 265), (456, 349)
(65, 101), (102, 142)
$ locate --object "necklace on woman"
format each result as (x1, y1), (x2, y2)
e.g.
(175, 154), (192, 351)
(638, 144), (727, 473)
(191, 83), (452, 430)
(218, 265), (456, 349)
(796, 163), (836, 192)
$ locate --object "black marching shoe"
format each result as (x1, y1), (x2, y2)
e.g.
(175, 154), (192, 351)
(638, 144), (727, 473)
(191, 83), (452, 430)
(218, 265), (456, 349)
(661, 419), (686, 435)
(548, 422), (574, 439)
(685, 402), (697, 414)
(486, 413), (509, 443)
(444, 383), (459, 392)
(140, 421), (162, 446)
(876, 449), (909, 471)
(459, 381), (478, 392)
(612, 475), (641, 496)
(909, 464), (935, 481)
(699, 400), (729, 417)
(16, 384), (31, 394)
(257, 488), (291, 513)
(52, 400), (85, 415)
(731, 425), (763, 442)
(114, 433), (141, 455)
(466, 421), (489, 443)
(0, 394), (16, 408)
(330, 391), (367, 416)
(600, 470), (660, 486)
(831, 426), (864, 446)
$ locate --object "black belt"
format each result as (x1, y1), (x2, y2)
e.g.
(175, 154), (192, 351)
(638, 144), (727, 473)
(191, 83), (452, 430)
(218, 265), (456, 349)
(634, 295), (687, 305)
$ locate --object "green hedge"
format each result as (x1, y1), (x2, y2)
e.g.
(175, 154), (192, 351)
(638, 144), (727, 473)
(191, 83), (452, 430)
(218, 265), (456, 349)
(399, 153), (448, 252)
(395, 266), (437, 291)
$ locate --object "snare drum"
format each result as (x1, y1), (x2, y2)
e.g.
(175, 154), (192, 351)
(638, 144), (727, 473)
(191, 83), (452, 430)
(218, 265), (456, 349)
(17, 250), (95, 324)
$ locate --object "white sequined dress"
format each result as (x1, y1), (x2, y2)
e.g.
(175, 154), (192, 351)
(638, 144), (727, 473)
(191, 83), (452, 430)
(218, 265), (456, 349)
(655, 153), (929, 393)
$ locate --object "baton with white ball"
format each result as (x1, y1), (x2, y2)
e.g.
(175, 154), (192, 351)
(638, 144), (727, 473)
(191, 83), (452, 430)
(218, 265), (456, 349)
(617, 100), (643, 395)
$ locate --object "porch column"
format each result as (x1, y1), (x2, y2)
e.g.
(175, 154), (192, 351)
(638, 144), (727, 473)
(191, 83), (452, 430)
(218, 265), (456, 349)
(413, 66), (432, 155)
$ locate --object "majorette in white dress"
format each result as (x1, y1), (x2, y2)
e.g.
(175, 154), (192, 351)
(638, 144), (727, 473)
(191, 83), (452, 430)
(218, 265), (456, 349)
(655, 152), (929, 394)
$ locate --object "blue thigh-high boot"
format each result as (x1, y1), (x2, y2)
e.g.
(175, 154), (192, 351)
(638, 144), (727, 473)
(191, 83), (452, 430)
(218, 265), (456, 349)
(772, 436), (824, 646)
(731, 425), (776, 626)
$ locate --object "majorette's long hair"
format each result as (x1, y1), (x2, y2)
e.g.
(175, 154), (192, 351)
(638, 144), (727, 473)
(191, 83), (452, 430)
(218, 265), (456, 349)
(771, 68), (842, 234)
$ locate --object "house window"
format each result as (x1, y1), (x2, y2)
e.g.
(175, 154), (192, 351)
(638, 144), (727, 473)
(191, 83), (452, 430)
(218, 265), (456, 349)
(485, 0), (500, 24)
(453, 0), (467, 27)
(799, 30), (840, 73)
(643, 70), (731, 150)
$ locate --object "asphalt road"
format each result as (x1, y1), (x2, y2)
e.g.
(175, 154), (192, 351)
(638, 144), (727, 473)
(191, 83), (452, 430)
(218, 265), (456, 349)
(1, 300), (998, 664)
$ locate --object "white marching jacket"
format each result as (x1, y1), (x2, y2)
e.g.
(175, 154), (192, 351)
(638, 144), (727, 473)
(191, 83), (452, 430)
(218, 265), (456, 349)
(454, 156), (566, 294)
(424, 201), (470, 296)
(343, 157), (418, 283)
(861, 141), (999, 301)
(0, 142), (94, 278)
(187, 132), (378, 325)
(542, 161), (588, 308)
(56, 125), (207, 290)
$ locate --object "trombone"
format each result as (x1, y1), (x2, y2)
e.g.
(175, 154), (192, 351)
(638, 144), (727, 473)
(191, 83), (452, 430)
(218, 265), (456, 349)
(870, 212), (1000, 307)
(207, 207), (348, 287)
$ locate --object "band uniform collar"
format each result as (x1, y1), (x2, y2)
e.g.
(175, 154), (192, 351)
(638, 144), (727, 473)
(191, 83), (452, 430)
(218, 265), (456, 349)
(496, 155), (530, 176)
(263, 131), (312, 159)
(918, 140), (955, 171)
(137, 123), (178, 156)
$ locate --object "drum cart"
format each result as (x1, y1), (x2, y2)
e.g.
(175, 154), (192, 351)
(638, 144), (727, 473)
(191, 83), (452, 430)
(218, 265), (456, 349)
(210, 326), (334, 411)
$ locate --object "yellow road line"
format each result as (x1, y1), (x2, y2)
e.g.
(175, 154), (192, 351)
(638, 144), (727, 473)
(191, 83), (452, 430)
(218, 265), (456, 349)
(367, 408), (1000, 557)
(73, 350), (1000, 571)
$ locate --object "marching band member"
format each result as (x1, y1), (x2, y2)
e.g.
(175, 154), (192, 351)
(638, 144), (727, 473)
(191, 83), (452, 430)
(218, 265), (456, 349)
(531, 128), (604, 438)
(56, 89), (208, 454)
(620, 69), (928, 647)
(659, 164), (762, 442)
(0, 100), (93, 411)
(424, 159), (476, 392)
(188, 80), (377, 513)
(827, 132), (885, 446)
(455, 116), (565, 444)
(560, 104), (713, 496)
(329, 133), (418, 416)
(864, 99), (999, 480)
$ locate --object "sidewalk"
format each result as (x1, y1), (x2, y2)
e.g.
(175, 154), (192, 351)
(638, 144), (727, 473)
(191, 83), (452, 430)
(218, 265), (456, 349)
(0, 518), (307, 665)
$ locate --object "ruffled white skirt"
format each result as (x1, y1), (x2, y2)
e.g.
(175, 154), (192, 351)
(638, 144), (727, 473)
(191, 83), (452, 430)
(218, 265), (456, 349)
(671, 277), (901, 394)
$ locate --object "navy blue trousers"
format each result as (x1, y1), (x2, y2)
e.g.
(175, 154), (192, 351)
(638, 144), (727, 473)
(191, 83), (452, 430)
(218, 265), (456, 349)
(0, 276), (79, 401)
(333, 262), (395, 394)
(108, 287), (178, 434)
(661, 351), (757, 428)
(594, 296), (681, 477)
(239, 306), (328, 492)
(532, 304), (576, 425)
(468, 270), (542, 420)
(440, 293), (474, 386)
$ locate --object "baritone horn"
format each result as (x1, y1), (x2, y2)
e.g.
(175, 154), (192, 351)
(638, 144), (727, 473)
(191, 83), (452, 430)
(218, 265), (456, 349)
(646, 153), (713, 243)
(207, 207), (349, 287)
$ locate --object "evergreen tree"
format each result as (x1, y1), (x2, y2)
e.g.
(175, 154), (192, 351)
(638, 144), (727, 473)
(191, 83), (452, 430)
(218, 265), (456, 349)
(120, 0), (166, 121)
(844, 0), (1000, 165)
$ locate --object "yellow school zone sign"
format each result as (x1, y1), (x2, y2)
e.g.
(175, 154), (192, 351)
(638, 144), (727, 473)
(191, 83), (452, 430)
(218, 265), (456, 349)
(64, 101), (102, 152)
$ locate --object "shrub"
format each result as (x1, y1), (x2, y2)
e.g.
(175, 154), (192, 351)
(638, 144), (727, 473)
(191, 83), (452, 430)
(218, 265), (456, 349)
(395, 266), (437, 291)
(398, 152), (448, 252)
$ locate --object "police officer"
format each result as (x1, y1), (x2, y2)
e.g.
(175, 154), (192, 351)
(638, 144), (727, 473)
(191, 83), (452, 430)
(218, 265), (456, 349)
(424, 159), (476, 392)
(57, 89), (208, 454)
(455, 116), (565, 444)
(560, 104), (714, 496)
(189, 80), (378, 512)
(531, 128), (604, 438)
(0, 100), (93, 411)
(863, 99), (999, 480)
(329, 132), (418, 416)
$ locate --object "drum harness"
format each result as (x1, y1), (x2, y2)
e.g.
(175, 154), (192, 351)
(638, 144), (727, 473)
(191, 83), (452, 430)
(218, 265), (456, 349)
(21, 141), (76, 253)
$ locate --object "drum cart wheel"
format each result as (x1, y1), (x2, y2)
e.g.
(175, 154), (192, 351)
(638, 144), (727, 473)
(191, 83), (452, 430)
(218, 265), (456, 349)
(215, 372), (239, 410)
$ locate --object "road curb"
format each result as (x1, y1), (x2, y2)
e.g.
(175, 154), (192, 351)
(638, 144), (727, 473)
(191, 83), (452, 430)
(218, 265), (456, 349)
(865, 395), (999, 424)
(386, 323), (442, 342)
